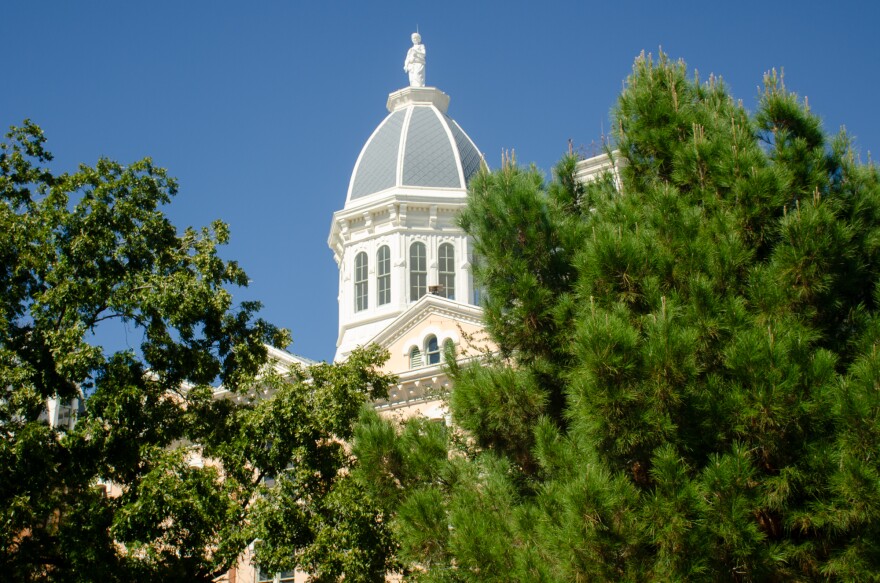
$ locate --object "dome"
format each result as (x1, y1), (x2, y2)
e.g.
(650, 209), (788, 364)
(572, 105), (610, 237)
(346, 86), (483, 205)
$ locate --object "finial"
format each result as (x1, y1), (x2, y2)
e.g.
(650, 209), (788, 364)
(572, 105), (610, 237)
(403, 31), (426, 87)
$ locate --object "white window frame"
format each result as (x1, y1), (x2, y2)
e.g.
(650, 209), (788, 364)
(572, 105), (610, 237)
(438, 242), (455, 300)
(410, 242), (427, 302)
(354, 251), (368, 312)
(426, 335), (440, 365)
(377, 245), (391, 306)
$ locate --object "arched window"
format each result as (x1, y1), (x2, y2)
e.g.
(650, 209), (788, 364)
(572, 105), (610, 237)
(409, 346), (423, 369)
(426, 335), (440, 365)
(438, 243), (455, 300)
(354, 252), (368, 312)
(410, 242), (426, 301)
(377, 246), (391, 306)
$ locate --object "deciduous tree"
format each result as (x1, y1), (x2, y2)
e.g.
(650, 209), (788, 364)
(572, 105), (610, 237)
(0, 122), (397, 582)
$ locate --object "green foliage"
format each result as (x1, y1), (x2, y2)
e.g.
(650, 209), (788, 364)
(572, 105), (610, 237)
(0, 122), (398, 581)
(0, 120), (286, 581)
(243, 345), (400, 581)
(357, 53), (880, 580)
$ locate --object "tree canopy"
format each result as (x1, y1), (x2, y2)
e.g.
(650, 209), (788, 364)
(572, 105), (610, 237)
(355, 52), (880, 581)
(0, 122), (396, 582)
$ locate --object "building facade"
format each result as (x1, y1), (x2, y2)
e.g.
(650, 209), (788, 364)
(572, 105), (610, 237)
(228, 36), (621, 582)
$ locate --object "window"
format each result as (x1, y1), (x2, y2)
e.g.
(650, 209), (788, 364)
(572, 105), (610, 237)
(410, 346), (423, 369)
(438, 243), (455, 300)
(426, 335), (440, 365)
(257, 570), (296, 583)
(354, 252), (368, 312)
(377, 245), (391, 306)
(410, 242), (426, 301)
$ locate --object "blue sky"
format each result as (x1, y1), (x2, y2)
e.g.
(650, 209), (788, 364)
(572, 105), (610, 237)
(3, 1), (878, 362)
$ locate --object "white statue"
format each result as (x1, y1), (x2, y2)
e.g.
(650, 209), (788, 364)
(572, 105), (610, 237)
(403, 32), (426, 87)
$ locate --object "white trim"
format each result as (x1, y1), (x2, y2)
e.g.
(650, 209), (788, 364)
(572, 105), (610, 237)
(345, 111), (398, 204)
(435, 107), (467, 189)
(368, 294), (482, 349)
(395, 107), (414, 188)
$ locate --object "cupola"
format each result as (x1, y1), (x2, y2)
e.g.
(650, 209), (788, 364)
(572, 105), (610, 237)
(329, 34), (485, 361)
(345, 86), (483, 207)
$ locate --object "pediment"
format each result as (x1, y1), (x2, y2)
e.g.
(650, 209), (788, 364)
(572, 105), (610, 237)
(366, 294), (483, 350)
(360, 295), (488, 375)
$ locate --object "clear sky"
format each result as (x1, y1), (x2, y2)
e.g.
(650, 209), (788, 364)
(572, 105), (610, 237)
(3, 0), (878, 362)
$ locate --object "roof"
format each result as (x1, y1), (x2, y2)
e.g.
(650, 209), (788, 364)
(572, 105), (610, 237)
(345, 86), (483, 205)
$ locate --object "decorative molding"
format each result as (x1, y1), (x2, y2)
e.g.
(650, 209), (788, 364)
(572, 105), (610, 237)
(367, 294), (484, 349)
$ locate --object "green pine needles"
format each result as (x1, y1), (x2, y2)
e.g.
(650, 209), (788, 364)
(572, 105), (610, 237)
(355, 52), (880, 581)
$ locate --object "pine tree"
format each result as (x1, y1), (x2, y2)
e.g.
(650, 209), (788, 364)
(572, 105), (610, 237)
(355, 53), (880, 581)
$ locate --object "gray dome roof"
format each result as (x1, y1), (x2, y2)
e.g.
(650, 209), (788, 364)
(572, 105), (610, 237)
(346, 88), (483, 205)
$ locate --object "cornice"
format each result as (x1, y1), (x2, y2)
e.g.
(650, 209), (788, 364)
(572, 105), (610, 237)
(367, 295), (484, 349)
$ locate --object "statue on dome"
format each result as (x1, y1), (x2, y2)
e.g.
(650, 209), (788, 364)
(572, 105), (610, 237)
(403, 32), (426, 87)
